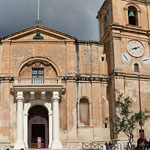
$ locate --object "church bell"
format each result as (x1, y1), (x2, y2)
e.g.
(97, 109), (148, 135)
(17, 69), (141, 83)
(129, 10), (135, 17)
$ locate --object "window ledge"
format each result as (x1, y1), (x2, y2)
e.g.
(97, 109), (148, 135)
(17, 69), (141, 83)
(126, 24), (142, 29)
(78, 125), (93, 128)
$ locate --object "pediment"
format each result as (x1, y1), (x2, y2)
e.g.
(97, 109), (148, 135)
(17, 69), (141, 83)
(2, 25), (76, 41)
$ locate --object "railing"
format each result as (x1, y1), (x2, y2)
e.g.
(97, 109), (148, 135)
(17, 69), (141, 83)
(82, 142), (104, 150)
(14, 77), (62, 85)
(82, 141), (127, 150)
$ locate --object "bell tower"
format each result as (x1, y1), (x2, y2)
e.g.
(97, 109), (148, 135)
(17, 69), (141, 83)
(97, 0), (150, 140)
(97, 0), (150, 74)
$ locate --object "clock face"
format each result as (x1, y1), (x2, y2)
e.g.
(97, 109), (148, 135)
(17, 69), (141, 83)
(121, 53), (131, 64)
(141, 56), (150, 65)
(127, 40), (144, 57)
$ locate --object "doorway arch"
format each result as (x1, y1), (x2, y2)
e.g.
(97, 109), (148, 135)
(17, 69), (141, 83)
(28, 105), (49, 148)
(24, 100), (52, 148)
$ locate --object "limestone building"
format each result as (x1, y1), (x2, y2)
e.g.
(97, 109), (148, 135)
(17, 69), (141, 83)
(1, 0), (150, 149)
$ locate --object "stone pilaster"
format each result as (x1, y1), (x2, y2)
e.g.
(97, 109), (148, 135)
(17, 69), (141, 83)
(14, 91), (25, 149)
(48, 113), (53, 148)
(51, 91), (62, 149)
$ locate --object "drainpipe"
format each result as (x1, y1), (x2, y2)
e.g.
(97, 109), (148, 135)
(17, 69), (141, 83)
(75, 39), (80, 130)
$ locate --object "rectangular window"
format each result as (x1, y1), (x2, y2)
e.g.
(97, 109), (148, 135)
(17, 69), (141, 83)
(32, 68), (44, 84)
(101, 57), (105, 61)
(32, 68), (44, 78)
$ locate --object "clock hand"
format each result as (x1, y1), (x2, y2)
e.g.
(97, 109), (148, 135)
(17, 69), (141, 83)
(143, 59), (149, 61)
(123, 54), (128, 61)
(132, 47), (140, 50)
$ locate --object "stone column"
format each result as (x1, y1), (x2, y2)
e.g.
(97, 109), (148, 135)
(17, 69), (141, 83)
(51, 91), (62, 149)
(48, 113), (53, 148)
(24, 113), (28, 148)
(14, 91), (25, 149)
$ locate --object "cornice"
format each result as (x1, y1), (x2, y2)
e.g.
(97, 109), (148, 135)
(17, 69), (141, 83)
(62, 74), (110, 82)
(0, 73), (110, 83)
(100, 23), (150, 43)
(77, 40), (100, 45)
(110, 24), (150, 36)
(1, 39), (75, 44)
(121, 0), (150, 5)
(0, 77), (14, 82)
(110, 71), (150, 80)
(1, 25), (77, 41)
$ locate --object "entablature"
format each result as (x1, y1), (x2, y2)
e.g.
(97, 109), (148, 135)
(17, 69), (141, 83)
(110, 24), (149, 36)
(101, 23), (150, 43)
(63, 73), (110, 83)
(109, 71), (150, 80)
(11, 77), (65, 103)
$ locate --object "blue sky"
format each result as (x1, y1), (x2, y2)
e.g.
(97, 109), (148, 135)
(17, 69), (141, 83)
(0, 0), (104, 40)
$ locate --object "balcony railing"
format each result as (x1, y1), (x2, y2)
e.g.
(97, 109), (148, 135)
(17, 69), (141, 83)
(14, 77), (62, 86)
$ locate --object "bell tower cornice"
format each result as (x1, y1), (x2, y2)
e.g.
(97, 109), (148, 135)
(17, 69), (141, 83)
(122, 0), (150, 5)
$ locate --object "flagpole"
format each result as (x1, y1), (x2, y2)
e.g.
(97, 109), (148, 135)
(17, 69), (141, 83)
(37, 0), (40, 21)
(35, 0), (41, 24)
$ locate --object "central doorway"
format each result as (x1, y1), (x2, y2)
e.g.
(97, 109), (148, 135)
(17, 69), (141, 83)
(32, 124), (45, 148)
(28, 105), (49, 148)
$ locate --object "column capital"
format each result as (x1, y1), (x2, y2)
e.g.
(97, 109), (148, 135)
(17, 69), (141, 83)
(30, 91), (35, 100)
(24, 113), (29, 116)
(16, 91), (24, 100)
(48, 113), (52, 116)
(52, 91), (60, 101)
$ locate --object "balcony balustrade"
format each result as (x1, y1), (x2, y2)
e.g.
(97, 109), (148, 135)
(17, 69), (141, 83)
(13, 78), (62, 89)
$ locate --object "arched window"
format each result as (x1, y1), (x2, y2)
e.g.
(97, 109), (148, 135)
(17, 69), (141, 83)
(134, 63), (139, 72)
(79, 98), (90, 125)
(128, 6), (138, 25)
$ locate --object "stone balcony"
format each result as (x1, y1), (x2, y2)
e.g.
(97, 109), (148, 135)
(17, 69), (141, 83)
(13, 77), (63, 92)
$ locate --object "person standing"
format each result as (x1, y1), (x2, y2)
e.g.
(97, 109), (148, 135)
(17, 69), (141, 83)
(135, 138), (145, 150)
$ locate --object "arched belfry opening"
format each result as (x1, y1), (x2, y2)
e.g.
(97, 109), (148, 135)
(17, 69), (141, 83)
(28, 105), (49, 148)
(128, 6), (138, 25)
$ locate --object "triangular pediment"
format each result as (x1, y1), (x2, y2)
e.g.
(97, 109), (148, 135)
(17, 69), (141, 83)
(1, 25), (76, 41)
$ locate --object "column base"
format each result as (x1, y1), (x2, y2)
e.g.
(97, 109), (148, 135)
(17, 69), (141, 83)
(48, 141), (52, 148)
(51, 141), (62, 149)
(14, 141), (25, 149)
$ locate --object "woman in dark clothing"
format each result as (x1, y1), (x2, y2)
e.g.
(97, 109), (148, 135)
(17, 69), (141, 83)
(135, 138), (145, 150)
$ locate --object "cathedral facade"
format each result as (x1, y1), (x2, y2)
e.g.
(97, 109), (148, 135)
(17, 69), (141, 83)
(1, 0), (150, 149)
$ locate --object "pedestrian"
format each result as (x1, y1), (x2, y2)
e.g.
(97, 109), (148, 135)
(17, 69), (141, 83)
(144, 138), (149, 150)
(135, 138), (145, 150)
